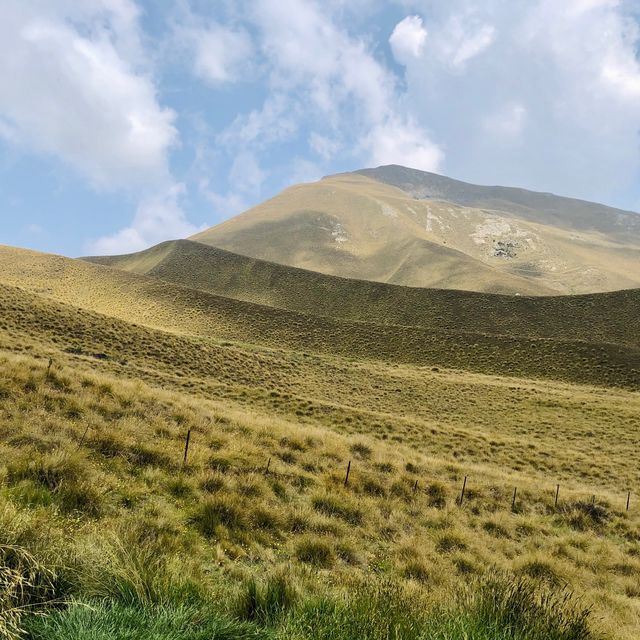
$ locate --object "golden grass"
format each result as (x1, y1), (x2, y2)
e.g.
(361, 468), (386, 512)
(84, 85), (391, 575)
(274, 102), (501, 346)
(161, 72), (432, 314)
(86, 239), (640, 348)
(0, 249), (637, 392)
(0, 350), (639, 636)
(0, 243), (638, 636)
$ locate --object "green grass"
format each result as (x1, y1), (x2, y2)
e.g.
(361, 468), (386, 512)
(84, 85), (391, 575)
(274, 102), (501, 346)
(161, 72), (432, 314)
(22, 573), (596, 640)
(25, 602), (269, 640)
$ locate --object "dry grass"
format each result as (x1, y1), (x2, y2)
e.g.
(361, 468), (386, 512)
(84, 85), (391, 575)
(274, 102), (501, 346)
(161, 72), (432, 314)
(0, 350), (638, 636)
(0, 245), (638, 637)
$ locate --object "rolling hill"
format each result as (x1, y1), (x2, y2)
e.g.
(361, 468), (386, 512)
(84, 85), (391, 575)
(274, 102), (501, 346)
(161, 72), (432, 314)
(2, 240), (640, 637)
(191, 166), (640, 294)
(85, 238), (640, 348)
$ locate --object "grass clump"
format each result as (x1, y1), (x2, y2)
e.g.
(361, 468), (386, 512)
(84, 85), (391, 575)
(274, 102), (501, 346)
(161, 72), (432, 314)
(235, 573), (298, 626)
(311, 495), (362, 525)
(25, 602), (268, 640)
(0, 544), (57, 640)
(192, 497), (246, 536)
(295, 537), (334, 567)
(440, 572), (595, 640)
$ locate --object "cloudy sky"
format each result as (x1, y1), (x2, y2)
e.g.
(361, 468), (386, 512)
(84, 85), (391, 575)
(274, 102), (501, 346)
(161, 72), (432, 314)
(1, 0), (639, 256)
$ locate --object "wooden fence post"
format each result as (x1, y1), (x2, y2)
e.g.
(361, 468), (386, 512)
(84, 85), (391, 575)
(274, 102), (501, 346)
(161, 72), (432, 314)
(511, 486), (517, 511)
(627, 491), (631, 512)
(344, 460), (351, 487)
(555, 484), (560, 508)
(459, 476), (467, 506)
(182, 429), (191, 469)
(77, 425), (90, 449)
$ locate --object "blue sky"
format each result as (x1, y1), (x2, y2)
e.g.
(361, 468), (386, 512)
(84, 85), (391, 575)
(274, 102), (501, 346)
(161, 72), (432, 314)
(1, 0), (640, 257)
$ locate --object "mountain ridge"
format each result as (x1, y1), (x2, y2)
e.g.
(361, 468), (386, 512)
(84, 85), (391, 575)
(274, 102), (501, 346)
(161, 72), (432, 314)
(191, 166), (640, 294)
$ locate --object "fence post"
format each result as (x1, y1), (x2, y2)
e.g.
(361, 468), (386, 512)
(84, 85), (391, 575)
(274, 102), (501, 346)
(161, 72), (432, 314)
(77, 425), (90, 449)
(511, 486), (517, 511)
(344, 460), (351, 487)
(555, 484), (560, 509)
(182, 429), (191, 469)
(265, 457), (271, 474)
(627, 491), (631, 512)
(459, 476), (467, 506)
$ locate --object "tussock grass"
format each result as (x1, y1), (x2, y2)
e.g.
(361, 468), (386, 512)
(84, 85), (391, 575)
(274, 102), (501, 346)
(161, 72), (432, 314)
(0, 297), (637, 637)
(25, 602), (268, 640)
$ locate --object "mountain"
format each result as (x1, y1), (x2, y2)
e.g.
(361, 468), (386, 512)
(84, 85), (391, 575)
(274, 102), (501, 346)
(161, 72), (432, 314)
(191, 166), (640, 295)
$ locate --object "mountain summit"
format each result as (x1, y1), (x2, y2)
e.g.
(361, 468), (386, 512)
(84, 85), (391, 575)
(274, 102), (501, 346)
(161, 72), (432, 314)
(191, 165), (640, 295)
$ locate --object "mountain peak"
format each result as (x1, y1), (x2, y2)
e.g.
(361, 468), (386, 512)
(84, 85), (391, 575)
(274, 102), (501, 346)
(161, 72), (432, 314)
(190, 169), (640, 295)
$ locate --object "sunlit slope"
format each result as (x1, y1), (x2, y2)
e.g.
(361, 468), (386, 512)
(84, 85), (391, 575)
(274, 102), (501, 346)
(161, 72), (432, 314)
(1, 245), (638, 389)
(2, 286), (640, 637)
(191, 170), (640, 294)
(87, 239), (640, 348)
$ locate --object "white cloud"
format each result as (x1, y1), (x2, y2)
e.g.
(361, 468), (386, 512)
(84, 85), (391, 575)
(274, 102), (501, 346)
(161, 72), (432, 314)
(366, 117), (443, 172)
(449, 22), (495, 68)
(0, 1), (205, 254)
(219, 94), (300, 149)
(0, 1), (177, 189)
(309, 132), (341, 160)
(390, 16), (428, 65)
(181, 23), (253, 84)
(88, 183), (201, 255)
(397, 0), (640, 201)
(483, 103), (528, 138)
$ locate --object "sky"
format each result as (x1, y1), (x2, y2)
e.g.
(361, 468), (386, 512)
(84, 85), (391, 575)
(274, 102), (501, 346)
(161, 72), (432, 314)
(1, 0), (639, 257)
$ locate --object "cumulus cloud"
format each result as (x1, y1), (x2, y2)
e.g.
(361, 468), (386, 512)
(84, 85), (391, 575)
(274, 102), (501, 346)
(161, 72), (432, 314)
(389, 15), (428, 65)
(366, 117), (443, 172)
(180, 22), (253, 84)
(88, 183), (201, 254)
(0, 1), (176, 189)
(0, 0), (203, 254)
(396, 0), (640, 202)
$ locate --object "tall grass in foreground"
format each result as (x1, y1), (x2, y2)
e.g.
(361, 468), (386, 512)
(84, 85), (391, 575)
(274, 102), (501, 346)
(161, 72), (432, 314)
(19, 570), (599, 640)
(277, 572), (594, 640)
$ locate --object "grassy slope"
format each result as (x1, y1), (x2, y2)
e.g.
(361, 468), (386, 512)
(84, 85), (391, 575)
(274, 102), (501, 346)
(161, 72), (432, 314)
(1, 286), (639, 637)
(190, 172), (640, 294)
(1, 242), (640, 636)
(2, 246), (639, 391)
(87, 238), (640, 348)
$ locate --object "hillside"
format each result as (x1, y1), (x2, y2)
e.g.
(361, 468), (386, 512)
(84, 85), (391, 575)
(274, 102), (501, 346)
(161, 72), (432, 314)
(86, 238), (640, 348)
(2, 245), (638, 390)
(1, 250), (640, 637)
(191, 167), (640, 294)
